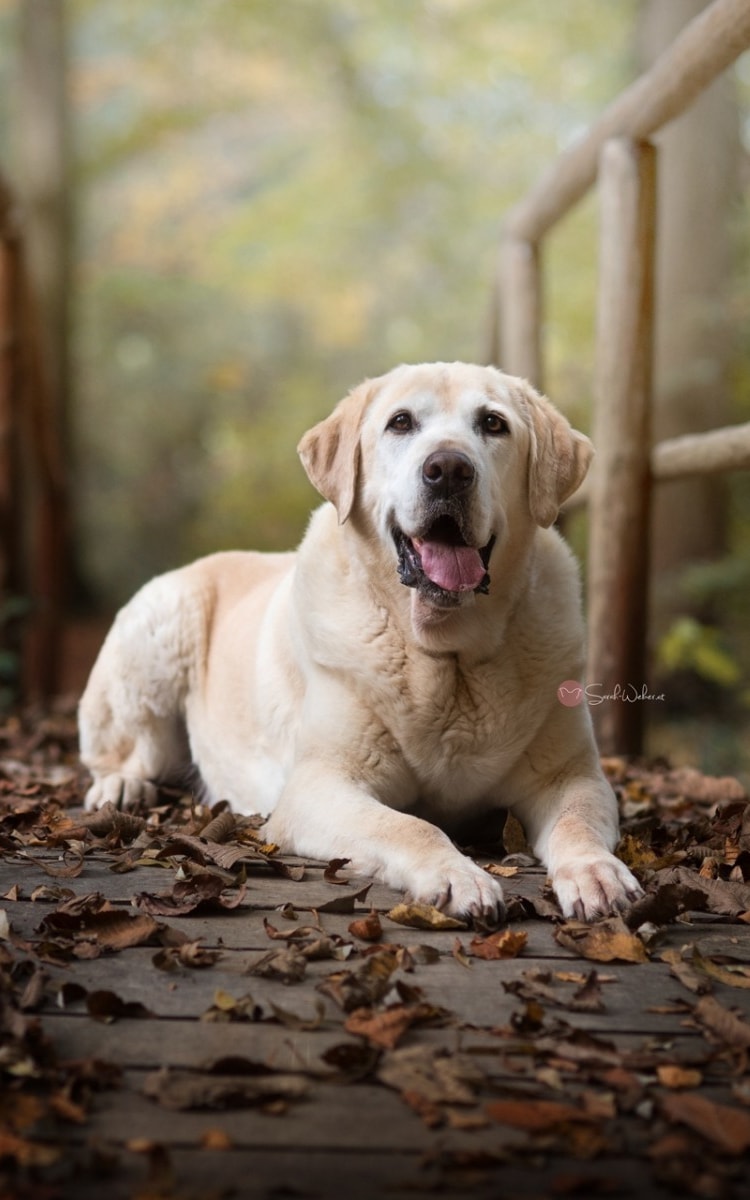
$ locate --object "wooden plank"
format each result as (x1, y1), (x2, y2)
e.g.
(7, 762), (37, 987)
(58, 1147), (710, 1200)
(505, 0), (750, 243)
(587, 138), (656, 756)
(28, 946), (749, 1034)
(43, 1015), (710, 1073)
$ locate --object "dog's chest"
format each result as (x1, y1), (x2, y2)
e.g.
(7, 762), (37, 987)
(389, 654), (537, 794)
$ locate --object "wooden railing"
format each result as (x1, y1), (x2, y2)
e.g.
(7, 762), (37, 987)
(0, 168), (68, 702)
(489, 0), (750, 757)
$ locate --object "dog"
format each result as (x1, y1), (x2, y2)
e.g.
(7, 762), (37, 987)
(79, 362), (642, 922)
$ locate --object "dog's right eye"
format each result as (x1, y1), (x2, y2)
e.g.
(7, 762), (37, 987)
(386, 411), (414, 434)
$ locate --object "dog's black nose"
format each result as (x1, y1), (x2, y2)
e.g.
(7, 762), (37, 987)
(422, 450), (475, 496)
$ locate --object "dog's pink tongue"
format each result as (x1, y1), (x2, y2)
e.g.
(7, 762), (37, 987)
(413, 538), (486, 593)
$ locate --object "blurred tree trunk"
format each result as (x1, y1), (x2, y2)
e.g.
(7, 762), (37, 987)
(19, 0), (72, 433)
(637, 0), (739, 621)
(16, 0), (72, 695)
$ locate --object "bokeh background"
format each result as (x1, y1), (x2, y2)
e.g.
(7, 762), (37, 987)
(1, 0), (749, 777)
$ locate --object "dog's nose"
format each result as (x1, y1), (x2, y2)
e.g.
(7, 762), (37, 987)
(422, 450), (475, 496)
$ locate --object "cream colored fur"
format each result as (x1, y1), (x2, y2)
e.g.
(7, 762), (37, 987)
(79, 363), (641, 921)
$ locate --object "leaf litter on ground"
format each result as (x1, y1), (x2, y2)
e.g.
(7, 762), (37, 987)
(3, 704), (750, 1193)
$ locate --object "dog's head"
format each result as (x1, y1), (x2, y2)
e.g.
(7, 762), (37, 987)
(299, 363), (592, 609)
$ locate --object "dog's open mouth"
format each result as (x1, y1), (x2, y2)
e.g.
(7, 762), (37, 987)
(393, 516), (495, 606)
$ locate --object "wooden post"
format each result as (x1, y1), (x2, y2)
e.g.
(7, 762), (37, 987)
(497, 237), (543, 388)
(0, 216), (25, 692)
(587, 138), (656, 755)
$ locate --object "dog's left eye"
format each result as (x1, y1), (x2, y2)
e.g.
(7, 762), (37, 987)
(387, 411), (414, 434)
(481, 411), (510, 437)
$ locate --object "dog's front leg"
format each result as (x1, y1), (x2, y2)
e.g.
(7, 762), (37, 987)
(525, 781), (643, 921)
(264, 761), (505, 923)
(506, 719), (642, 920)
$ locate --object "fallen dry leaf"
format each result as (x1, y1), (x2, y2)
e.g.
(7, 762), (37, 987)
(466, 928), (527, 960)
(324, 857), (351, 884)
(312, 884), (372, 914)
(486, 1097), (594, 1132)
(660, 1091), (750, 1154)
(387, 902), (467, 931)
(85, 989), (154, 1022)
(348, 910), (383, 942)
(653, 866), (750, 918)
(660, 947), (711, 995)
(317, 950), (399, 1012)
(690, 946), (750, 990)
(657, 1065), (703, 1090)
(555, 917), (648, 964)
(201, 989), (263, 1023)
(143, 1065), (309, 1111)
(484, 863), (519, 878)
(378, 1044), (485, 1107)
(200, 1128), (233, 1150)
(692, 994), (750, 1049)
(344, 1003), (428, 1049)
(133, 876), (247, 917)
(246, 946), (308, 983)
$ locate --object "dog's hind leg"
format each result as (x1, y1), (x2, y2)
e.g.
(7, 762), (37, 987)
(78, 573), (195, 810)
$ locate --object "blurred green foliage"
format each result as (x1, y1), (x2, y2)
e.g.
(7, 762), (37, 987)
(19, 0), (638, 601)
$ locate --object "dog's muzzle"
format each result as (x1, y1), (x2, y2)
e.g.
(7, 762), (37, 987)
(393, 514), (495, 608)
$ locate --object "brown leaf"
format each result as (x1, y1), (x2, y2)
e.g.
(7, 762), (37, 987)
(348, 910), (383, 942)
(133, 877), (247, 917)
(143, 1065), (308, 1111)
(268, 999), (326, 1031)
(378, 1044), (485, 1106)
(660, 1091), (750, 1155)
(654, 866), (750, 918)
(151, 941), (221, 971)
(624, 882), (707, 929)
(324, 857), (351, 884)
(691, 947), (750, 990)
(693, 994), (750, 1049)
(486, 1098), (593, 1132)
(467, 928), (527, 960)
(344, 1003), (426, 1049)
(263, 918), (322, 942)
(659, 947), (712, 995)
(387, 902), (467, 931)
(196, 809), (236, 843)
(246, 947), (307, 983)
(484, 863), (519, 878)
(317, 950), (399, 1012)
(37, 850), (85, 879)
(664, 768), (746, 806)
(555, 917), (648, 964)
(312, 884), (372, 914)
(201, 990), (263, 1023)
(200, 1128), (233, 1150)
(86, 989), (154, 1022)
(657, 1065), (703, 1090)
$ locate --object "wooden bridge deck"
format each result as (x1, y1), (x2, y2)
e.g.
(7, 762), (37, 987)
(2, 723), (750, 1199)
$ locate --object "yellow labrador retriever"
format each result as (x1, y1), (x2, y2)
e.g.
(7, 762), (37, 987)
(79, 362), (641, 922)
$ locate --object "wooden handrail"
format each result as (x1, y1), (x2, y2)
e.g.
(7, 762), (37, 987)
(563, 420), (750, 511)
(505, 0), (750, 244)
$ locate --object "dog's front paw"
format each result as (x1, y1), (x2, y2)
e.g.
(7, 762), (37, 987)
(84, 773), (158, 812)
(552, 852), (643, 921)
(409, 854), (506, 925)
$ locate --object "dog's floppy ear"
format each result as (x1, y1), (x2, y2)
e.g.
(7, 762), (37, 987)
(523, 383), (593, 528)
(297, 380), (374, 524)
